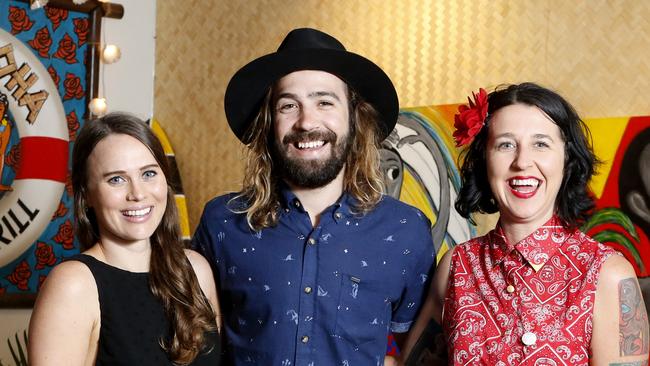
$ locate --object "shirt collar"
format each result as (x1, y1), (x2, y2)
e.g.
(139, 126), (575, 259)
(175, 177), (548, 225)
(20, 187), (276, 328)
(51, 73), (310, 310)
(490, 216), (570, 271)
(278, 184), (354, 222)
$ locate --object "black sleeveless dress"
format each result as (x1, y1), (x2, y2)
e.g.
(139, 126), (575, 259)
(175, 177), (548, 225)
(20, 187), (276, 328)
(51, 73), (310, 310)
(71, 254), (221, 366)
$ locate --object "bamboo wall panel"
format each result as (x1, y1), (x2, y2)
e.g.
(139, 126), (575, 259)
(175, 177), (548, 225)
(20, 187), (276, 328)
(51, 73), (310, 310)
(155, 0), (650, 229)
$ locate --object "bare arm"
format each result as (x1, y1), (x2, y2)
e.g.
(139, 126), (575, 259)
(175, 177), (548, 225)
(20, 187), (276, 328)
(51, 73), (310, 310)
(399, 247), (454, 363)
(591, 255), (649, 365)
(28, 261), (99, 366)
(185, 249), (222, 331)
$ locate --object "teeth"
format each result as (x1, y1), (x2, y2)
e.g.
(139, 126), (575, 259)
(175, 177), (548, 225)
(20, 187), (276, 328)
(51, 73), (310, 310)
(510, 178), (540, 187)
(297, 140), (325, 149)
(123, 207), (151, 217)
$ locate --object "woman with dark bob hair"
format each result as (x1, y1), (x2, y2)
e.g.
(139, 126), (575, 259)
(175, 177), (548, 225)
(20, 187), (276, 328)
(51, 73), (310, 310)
(28, 113), (221, 365)
(403, 83), (648, 364)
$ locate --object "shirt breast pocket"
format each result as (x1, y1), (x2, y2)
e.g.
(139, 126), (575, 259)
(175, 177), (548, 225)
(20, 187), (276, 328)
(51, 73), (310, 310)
(334, 273), (391, 347)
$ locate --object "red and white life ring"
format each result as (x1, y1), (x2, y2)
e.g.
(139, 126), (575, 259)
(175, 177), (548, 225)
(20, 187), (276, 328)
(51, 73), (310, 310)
(0, 29), (67, 267)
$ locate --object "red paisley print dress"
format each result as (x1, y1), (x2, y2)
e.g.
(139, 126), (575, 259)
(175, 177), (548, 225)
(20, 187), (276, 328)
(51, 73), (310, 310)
(443, 217), (619, 365)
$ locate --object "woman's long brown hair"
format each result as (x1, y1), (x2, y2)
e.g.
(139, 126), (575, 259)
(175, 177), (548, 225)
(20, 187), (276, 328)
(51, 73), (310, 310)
(72, 113), (216, 364)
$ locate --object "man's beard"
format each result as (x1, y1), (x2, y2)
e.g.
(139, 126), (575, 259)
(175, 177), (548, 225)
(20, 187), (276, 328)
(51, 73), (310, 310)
(273, 128), (353, 189)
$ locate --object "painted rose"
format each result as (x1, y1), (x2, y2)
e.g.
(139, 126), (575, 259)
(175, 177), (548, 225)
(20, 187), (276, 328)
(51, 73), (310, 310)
(8, 6), (33, 35)
(65, 172), (73, 198)
(73, 17), (89, 46)
(6, 260), (31, 291)
(28, 26), (52, 58)
(67, 110), (80, 141)
(35, 242), (57, 270)
(5, 144), (20, 169)
(52, 201), (68, 219)
(54, 33), (78, 65)
(45, 7), (68, 31)
(48, 65), (60, 87)
(63, 73), (84, 100)
(53, 219), (74, 250)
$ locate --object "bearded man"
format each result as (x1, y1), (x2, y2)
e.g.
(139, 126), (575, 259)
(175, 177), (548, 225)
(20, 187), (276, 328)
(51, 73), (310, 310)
(193, 28), (434, 365)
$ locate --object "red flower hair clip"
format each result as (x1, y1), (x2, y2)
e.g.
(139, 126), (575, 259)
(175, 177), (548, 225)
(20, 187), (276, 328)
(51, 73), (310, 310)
(453, 88), (488, 147)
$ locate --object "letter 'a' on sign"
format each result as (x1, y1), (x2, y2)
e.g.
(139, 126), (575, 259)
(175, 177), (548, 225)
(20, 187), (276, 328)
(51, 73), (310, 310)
(0, 28), (67, 267)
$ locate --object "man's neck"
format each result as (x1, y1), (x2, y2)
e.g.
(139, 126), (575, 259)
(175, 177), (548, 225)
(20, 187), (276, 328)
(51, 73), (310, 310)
(288, 170), (345, 227)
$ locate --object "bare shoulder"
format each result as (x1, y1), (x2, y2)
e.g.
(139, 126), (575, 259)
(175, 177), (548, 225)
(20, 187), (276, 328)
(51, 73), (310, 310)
(432, 247), (455, 310)
(40, 260), (97, 299)
(184, 250), (215, 291)
(598, 254), (638, 288)
(29, 259), (100, 366)
(184, 249), (212, 280)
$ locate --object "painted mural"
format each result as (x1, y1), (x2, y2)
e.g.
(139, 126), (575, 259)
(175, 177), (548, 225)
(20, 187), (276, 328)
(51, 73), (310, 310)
(0, 2), (89, 305)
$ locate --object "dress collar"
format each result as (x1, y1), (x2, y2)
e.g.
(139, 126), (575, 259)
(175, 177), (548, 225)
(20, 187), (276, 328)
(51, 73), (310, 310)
(490, 216), (571, 271)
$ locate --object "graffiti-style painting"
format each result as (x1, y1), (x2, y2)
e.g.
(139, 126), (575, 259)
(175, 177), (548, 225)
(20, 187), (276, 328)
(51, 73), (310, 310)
(382, 105), (476, 261)
(582, 117), (650, 303)
(385, 107), (650, 364)
(0, 2), (89, 305)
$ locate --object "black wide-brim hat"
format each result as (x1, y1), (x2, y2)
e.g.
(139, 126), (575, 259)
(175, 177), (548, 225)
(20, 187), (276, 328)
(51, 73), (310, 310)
(224, 28), (399, 143)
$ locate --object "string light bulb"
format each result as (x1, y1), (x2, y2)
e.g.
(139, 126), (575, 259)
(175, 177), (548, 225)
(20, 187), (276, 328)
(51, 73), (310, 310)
(89, 98), (107, 116)
(102, 44), (121, 64)
(30, 0), (48, 9)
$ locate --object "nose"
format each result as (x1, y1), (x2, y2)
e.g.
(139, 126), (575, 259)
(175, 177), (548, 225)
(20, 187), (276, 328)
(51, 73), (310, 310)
(294, 105), (319, 131)
(127, 180), (145, 201)
(512, 147), (533, 170)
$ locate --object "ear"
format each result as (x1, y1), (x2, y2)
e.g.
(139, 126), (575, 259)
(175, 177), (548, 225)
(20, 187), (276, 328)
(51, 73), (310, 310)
(626, 190), (650, 224)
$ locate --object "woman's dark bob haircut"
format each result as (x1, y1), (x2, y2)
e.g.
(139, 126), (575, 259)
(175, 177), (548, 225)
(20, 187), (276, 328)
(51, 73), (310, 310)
(454, 82), (599, 229)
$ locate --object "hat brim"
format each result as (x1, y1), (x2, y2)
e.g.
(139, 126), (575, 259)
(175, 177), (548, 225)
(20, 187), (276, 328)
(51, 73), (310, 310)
(224, 48), (399, 142)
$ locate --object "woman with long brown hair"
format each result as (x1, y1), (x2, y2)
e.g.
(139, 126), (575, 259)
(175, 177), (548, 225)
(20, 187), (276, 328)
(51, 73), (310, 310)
(28, 113), (221, 365)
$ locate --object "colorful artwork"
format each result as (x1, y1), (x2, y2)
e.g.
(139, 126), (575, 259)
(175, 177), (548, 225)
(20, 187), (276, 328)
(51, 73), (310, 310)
(382, 105), (476, 262)
(0, 2), (89, 305)
(581, 117), (650, 312)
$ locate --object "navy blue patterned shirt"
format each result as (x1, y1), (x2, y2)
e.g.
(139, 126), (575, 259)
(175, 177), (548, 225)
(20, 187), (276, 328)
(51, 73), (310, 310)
(193, 189), (435, 365)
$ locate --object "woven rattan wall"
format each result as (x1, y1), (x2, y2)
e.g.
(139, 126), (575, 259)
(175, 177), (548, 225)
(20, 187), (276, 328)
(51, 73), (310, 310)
(155, 0), (650, 230)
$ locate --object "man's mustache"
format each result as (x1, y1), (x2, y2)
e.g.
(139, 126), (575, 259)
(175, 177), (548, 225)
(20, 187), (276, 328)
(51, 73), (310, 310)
(282, 130), (337, 145)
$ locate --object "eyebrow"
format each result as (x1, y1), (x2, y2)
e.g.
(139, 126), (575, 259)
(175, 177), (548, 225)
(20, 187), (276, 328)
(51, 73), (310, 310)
(494, 132), (555, 141)
(275, 91), (341, 102)
(101, 163), (160, 178)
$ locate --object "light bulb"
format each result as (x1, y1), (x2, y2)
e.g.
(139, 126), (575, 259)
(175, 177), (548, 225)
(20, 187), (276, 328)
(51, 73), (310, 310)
(72, 0), (87, 4)
(89, 98), (107, 116)
(102, 44), (121, 64)
(30, 0), (48, 9)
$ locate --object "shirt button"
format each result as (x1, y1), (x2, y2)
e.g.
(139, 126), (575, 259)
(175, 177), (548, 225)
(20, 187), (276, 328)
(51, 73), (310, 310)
(284, 208), (290, 213)
(506, 285), (515, 293)
(304, 286), (312, 294)
(335, 212), (342, 219)
(308, 238), (316, 245)
(301, 335), (309, 343)
(294, 201), (301, 208)
(521, 332), (537, 346)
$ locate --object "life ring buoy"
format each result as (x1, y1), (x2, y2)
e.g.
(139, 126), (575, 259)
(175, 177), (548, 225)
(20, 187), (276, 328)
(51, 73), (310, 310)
(0, 28), (67, 267)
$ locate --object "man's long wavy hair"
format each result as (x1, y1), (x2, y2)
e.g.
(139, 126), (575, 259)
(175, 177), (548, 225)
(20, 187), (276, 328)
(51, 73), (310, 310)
(232, 85), (385, 231)
(72, 113), (217, 364)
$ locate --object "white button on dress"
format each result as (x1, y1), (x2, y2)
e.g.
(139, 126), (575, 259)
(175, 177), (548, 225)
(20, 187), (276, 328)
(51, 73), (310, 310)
(521, 332), (537, 346)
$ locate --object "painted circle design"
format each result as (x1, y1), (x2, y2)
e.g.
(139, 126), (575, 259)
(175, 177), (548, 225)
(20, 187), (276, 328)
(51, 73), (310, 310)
(0, 29), (68, 267)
